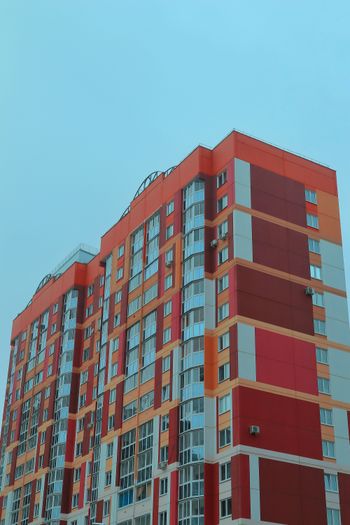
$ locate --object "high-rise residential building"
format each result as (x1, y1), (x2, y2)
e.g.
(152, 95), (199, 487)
(1, 131), (350, 525)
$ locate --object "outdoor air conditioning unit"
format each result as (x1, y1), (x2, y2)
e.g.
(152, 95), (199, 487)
(249, 425), (260, 436)
(305, 286), (314, 296)
(210, 239), (218, 248)
(159, 461), (168, 470)
(165, 260), (173, 268)
(219, 232), (228, 241)
(87, 422), (94, 429)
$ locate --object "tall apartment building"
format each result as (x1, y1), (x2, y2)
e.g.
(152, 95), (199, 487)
(0, 131), (350, 525)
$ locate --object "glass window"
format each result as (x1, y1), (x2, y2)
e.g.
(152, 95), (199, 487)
(218, 247), (229, 265)
(217, 195), (228, 213)
(218, 332), (229, 352)
(217, 274), (229, 293)
(220, 462), (231, 481)
(313, 291), (324, 307)
(327, 508), (341, 525)
(307, 213), (319, 229)
(218, 303), (229, 322)
(324, 473), (338, 492)
(166, 224), (174, 240)
(218, 393), (231, 414)
(308, 238), (320, 254)
(162, 355), (171, 372)
(166, 200), (174, 216)
(217, 170), (227, 188)
(322, 440), (335, 458)
(163, 327), (171, 344)
(305, 188), (317, 204)
(316, 347), (328, 364)
(314, 319), (326, 335)
(320, 407), (333, 426)
(220, 497), (232, 518)
(219, 427), (231, 448)
(318, 377), (330, 394)
(164, 300), (172, 316)
(164, 274), (173, 290)
(218, 362), (230, 382)
(310, 264), (322, 280)
(118, 244), (125, 258)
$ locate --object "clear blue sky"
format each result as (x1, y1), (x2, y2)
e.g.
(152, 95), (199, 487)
(1, 0), (350, 417)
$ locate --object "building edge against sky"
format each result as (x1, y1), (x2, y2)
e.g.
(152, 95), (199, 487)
(1, 130), (350, 525)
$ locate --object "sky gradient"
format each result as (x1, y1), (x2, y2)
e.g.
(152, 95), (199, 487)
(1, 0), (350, 418)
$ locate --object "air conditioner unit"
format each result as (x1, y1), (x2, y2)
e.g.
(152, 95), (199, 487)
(87, 422), (94, 429)
(165, 260), (173, 268)
(249, 425), (260, 436)
(305, 286), (314, 296)
(210, 239), (218, 248)
(159, 461), (168, 470)
(219, 232), (228, 241)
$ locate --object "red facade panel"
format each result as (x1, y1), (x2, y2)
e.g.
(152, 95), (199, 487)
(232, 386), (323, 459)
(255, 328), (318, 394)
(154, 357), (162, 409)
(204, 462), (219, 525)
(250, 165), (307, 227)
(339, 473), (350, 524)
(168, 406), (179, 464)
(231, 454), (251, 520)
(259, 458), (327, 525)
(234, 265), (314, 335)
(252, 216), (310, 278)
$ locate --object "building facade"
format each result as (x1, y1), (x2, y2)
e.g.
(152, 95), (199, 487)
(0, 131), (350, 525)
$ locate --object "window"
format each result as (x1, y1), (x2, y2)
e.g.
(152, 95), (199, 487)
(164, 300), (172, 317)
(111, 336), (119, 352)
(77, 417), (85, 432)
(110, 388), (116, 403)
(325, 473), (338, 492)
(166, 200), (174, 216)
(322, 440), (335, 458)
(166, 224), (174, 240)
(83, 347), (90, 361)
(220, 497), (232, 518)
(310, 264), (322, 280)
(108, 415), (115, 430)
(79, 393), (86, 408)
(165, 248), (174, 265)
(116, 267), (124, 280)
(128, 295), (141, 316)
(33, 503), (40, 518)
(217, 170), (227, 188)
(218, 393), (231, 414)
(220, 462), (231, 482)
(123, 400), (137, 420)
(305, 188), (317, 204)
(307, 213), (319, 229)
(159, 511), (167, 525)
(217, 194), (228, 213)
(53, 303), (58, 313)
(218, 303), (229, 322)
(80, 370), (88, 385)
(99, 295), (103, 308)
(100, 275), (105, 287)
(76, 442), (82, 456)
(162, 384), (170, 402)
(107, 442), (114, 458)
(318, 377), (330, 394)
(218, 246), (229, 265)
(218, 220), (228, 239)
(105, 471), (112, 486)
(72, 493), (79, 508)
(320, 407), (333, 426)
(217, 273), (229, 293)
(218, 362), (230, 382)
(87, 284), (94, 297)
(85, 304), (93, 318)
(74, 467), (81, 482)
(144, 283), (158, 305)
(160, 477), (168, 495)
(327, 508), (341, 525)
(218, 332), (229, 352)
(161, 414), (169, 432)
(49, 343), (55, 356)
(313, 291), (324, 307)
(114, 313), (121, 327)
(316, 347), (328, 364)
(162, 355), (171, 372)
(140, 391), (154, 411)
(115, 290), (122, 303)
(163, 327), (171, 344)
(118, 244), (125, 258)
(103, 499), (110, 516)
(160, 445), (168, 462)
(219, 427), (231, 447)
(135, 515), (151, 525)
(51, 323), (57, 334)
(314, 319), (326, 336)
(308, 238), (320, 254)
(164, 274), (173, 290)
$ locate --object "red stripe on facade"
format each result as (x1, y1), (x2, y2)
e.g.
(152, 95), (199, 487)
(204, 462), (219, 524)
(231, 454), (251, 520)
